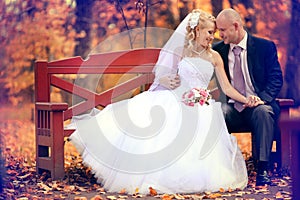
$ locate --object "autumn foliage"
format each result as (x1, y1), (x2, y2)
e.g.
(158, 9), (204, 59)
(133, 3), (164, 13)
(0, 1), (76, 105)
(0, 0), (293, 106)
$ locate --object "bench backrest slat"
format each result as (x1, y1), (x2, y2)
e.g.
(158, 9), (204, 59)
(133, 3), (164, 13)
(35, 48), (161, 121)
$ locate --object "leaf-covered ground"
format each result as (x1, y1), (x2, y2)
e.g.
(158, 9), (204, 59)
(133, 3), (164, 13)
(1, 104), (298, 199)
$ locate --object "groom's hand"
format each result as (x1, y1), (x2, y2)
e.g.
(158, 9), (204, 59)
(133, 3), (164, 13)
(244, 95), (264, 107)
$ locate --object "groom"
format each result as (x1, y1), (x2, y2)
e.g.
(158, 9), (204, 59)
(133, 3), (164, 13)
(213, 8), (283, 186)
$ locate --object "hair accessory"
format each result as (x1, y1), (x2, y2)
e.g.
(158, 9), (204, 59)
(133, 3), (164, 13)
(188, 12), (201, 29)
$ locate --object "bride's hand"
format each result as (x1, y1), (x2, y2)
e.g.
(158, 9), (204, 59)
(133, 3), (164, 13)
(244, 95), (264, 107)
(159, 74), (181, 90)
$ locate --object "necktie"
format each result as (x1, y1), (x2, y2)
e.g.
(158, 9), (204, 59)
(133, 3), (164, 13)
(232, 46), (245, 112)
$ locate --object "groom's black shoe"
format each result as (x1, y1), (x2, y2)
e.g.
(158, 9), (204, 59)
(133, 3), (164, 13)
(256, 170), (271, 186)
(256, 161), (271, 186)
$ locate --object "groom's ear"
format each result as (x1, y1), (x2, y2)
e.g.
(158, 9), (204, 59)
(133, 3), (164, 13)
(233, 22), (239, 30)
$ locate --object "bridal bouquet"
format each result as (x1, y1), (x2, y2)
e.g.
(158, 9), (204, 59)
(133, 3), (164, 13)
(182, 88), (211, 106)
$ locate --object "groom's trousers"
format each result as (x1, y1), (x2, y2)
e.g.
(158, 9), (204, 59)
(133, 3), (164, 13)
(221, 103), (278, 162)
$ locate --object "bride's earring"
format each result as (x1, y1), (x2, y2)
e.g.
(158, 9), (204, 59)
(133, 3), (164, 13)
(195, 27), (200, 38)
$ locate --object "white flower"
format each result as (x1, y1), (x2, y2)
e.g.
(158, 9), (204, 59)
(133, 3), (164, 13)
(188, 13), (200, 29)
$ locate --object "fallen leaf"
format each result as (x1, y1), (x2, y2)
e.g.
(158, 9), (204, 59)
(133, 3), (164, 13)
(91, 195), (103, 200)
(161, 194), (174, 200)
(77, 186), (87, 192)
(118, 195), (128, 199)
(275, 191), (283, 199)
(174, 193), (185, 199)
(37, 182), (52, 192)
(59, 194), (68, 199)
(188, 194), (201, 199)
(119, 188), (127, 194)
(134, 187), (139, 195)
(74, 197), (88, 200)
(208, 193), (222, 198)
(63, 185), (76, 192)
(97, 187), (106, 194)
(149, 187), (157, 196)
(6, 169), (18, 176)
(17, 173), (31, 180)
(281, 190), (291, 195)
(278, 180), (288, 187)
(107, 195), (117, 200)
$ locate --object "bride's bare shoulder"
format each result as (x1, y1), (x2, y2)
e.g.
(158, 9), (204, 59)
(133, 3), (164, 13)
(210, 49), (223, 67)
(210, 49), (222, 58)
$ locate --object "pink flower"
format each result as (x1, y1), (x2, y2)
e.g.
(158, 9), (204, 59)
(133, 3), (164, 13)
(182, 87), (211, 107)
(199, 99), (205, 105)
(188, 102), (194, 106)
(200, 90), (208, 98)
(187, 91), (194, 98)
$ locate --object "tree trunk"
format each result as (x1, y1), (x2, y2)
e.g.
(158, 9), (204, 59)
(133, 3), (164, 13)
(71, 0), (95, 106)
(179, 1), (191, 21)
(211, 0), (223, 18)
(74, 0), (94, 58)
(285, 0), (300, 106)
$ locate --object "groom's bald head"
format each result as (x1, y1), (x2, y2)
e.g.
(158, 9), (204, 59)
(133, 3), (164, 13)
(216, 8), (243, 26)
(215, 8), (245, 44)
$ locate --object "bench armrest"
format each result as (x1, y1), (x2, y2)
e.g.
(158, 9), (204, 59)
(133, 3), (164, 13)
(36, 102), (68, 111)
(276, 98), (295, 108)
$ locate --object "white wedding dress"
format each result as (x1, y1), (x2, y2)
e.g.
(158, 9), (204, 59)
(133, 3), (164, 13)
(69, 57), (248, 194)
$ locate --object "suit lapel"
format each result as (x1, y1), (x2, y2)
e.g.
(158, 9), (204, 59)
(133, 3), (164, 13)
(220, 44), (231, 81)
(246, 34), (257, 90)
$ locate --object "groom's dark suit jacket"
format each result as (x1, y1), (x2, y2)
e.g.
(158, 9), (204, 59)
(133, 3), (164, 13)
(213, 33), (283, 116)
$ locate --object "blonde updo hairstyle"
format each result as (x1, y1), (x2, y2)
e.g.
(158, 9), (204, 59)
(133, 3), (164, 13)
(184, 9), (215, 56)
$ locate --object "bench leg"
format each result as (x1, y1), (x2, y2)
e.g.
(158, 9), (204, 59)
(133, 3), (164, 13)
(279, 108), (292, 169)
(51, 111), (65, 179)
(36, 109), (65, 179)
(280, 130), (291, 169)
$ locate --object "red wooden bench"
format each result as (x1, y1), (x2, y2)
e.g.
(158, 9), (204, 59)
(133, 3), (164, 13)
(34, 48), (294, 179)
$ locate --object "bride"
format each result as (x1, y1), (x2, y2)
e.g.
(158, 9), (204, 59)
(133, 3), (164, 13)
(69, 9), (253, 194)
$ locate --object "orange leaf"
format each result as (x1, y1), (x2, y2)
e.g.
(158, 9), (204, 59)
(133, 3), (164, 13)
(208, 193), (222, 198)
(119, 188), (127, 194)
(161, 194), (174, 200)
(275, 191), (283, 199)
(174, 193), (185, 199)
(149, 187), (157, 196)
(219, 187), (225, 193)
(91, 195), (103, 200)
(74, 197), (87, 200)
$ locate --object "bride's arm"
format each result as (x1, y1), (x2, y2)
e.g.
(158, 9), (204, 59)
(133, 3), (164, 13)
(212, 51), (248, 104)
